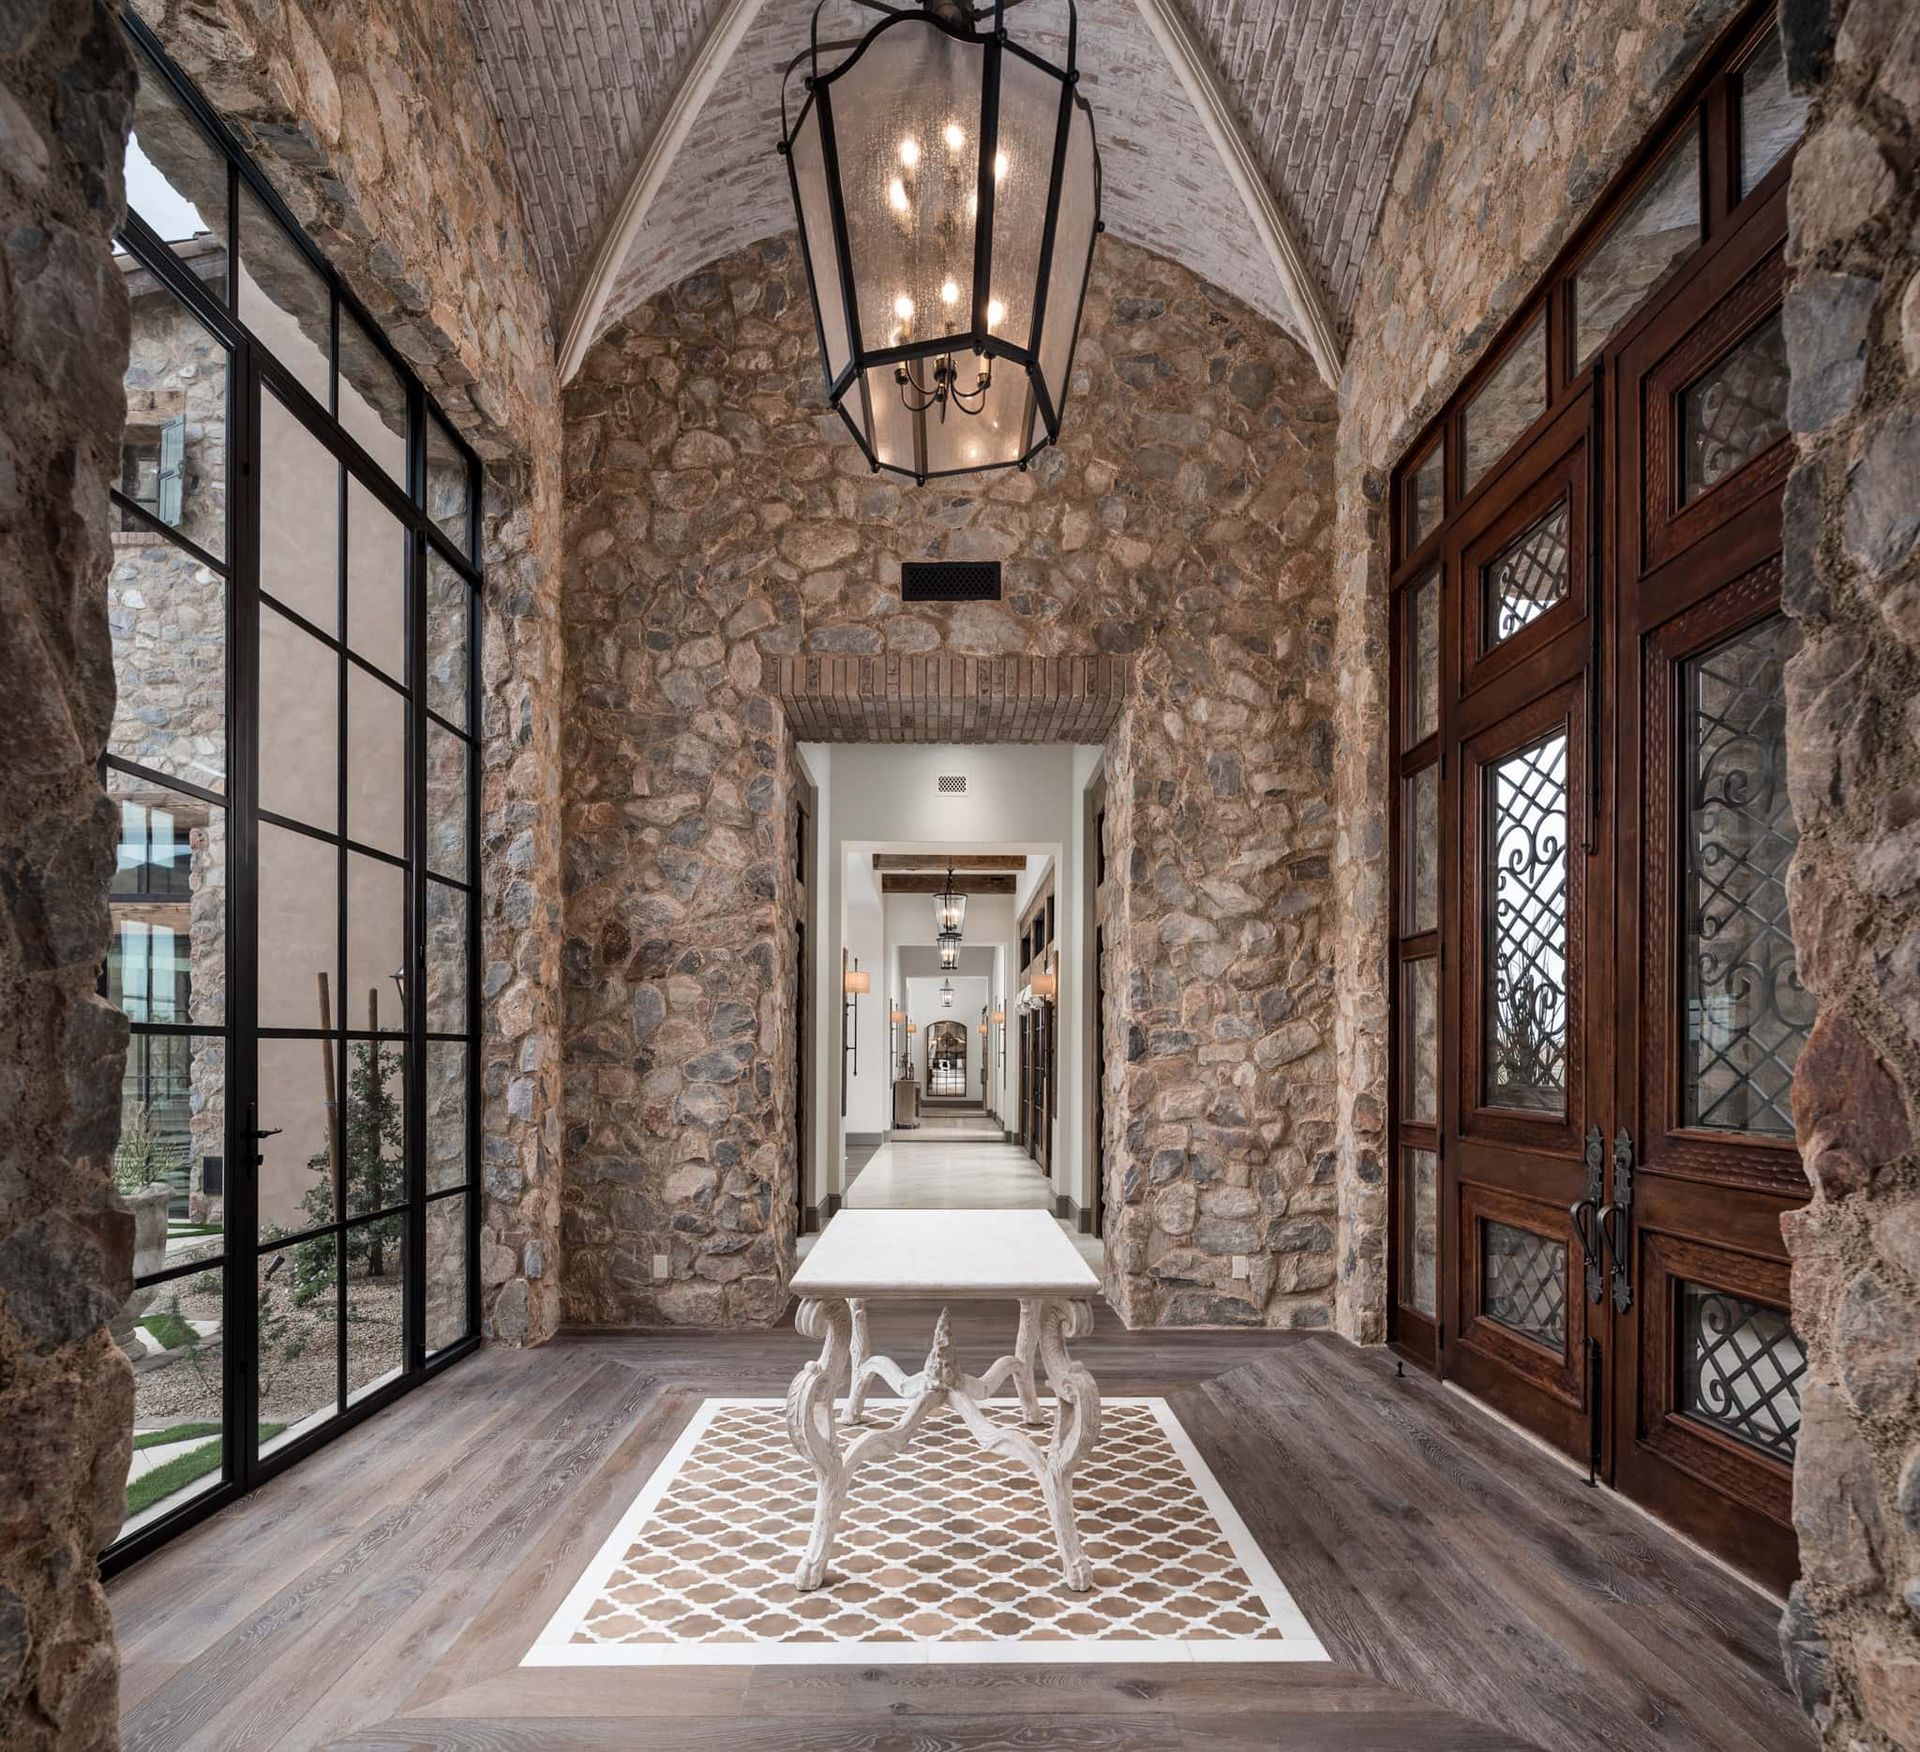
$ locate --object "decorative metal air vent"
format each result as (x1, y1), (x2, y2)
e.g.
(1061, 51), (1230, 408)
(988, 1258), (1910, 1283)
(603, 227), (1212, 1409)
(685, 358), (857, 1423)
(937, 775), (968, 794)
(902, 560), (1002, 602)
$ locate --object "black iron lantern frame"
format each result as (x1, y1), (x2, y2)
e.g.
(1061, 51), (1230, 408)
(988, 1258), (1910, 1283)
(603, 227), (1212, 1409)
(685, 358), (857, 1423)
(779, 0), (1103, 482)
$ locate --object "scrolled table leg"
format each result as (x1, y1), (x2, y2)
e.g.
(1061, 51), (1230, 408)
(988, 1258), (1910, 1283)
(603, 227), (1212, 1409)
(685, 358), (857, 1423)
(839, 1296), (875, 1426)
(1012, 1298), (1045, 1428)
(786, 1296), (854, 1590)
(1037, 1298), (1100, 1592)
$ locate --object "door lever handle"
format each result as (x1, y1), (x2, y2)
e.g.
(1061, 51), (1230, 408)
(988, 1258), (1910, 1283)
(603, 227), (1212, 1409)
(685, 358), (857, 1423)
(1569, 1196), (1605, 1305)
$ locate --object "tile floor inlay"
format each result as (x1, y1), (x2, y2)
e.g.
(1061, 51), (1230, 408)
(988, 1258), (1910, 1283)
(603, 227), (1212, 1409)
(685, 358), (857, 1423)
(527, 1397), (1326, 1666)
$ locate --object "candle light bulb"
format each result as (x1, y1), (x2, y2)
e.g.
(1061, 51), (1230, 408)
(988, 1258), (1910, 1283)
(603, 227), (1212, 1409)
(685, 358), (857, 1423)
(898, 136), (920, 168)
(940, 278), (959, 307)
(888, 177), (909, 213)
(894, 293), (915, 321)
(987, 298), (1005, 328)
(944, 122), (965, 151)
(994, 149), (1009, 181)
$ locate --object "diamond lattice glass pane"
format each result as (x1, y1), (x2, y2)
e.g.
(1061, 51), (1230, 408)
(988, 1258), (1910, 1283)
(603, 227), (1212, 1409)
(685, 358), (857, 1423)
(1683, 615), (1812, 1134)
(1483, 499), (1570, 647)
(1485, 732), (1568, 1113)
(1405, 573), (1438, 747)
(1482, 1219), (1565, 1351)
(1402, 958), (1436, 1125)
(1402, 1148), (1437, 1319)
(1739, 31), (1809, 196)
(1574, 131), (1700, 367)
(1680, 1282), (1806, 1461)
(1463, 315), (1546, 493)
(1406, 764), (1438, 935)
(1682, 310), (1788, 503)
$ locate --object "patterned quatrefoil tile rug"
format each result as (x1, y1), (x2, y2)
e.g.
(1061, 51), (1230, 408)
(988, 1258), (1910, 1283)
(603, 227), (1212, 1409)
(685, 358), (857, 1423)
(525, 1397), (1328, 1666)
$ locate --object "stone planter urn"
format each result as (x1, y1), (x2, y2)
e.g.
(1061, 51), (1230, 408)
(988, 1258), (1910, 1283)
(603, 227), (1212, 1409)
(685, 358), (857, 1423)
(111, 1184), (173, 1352)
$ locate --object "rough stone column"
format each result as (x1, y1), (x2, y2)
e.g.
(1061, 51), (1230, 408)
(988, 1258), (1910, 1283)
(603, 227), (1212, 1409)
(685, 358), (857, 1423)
(0, 5), (136, 1746)
(478, 449), (567, 1345)
(1775, 0), (1920, 1738)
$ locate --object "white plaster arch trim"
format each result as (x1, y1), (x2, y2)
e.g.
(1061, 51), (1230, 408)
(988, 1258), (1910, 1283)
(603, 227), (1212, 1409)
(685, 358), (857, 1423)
(1126, 0), (1341, 390)
(559, 0), (772, 383)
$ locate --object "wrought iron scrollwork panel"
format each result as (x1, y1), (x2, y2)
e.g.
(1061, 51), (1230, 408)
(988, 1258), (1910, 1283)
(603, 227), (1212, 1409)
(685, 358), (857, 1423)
(1682, 616), (1811, 1136)
(1679, 1282), (1805, 1461)
(1681, 309), (1788, 503)
(1485, 732), (1569, 1113)
(1483, 498), (1570, 646)
(1482, 1219), (1567, 1352)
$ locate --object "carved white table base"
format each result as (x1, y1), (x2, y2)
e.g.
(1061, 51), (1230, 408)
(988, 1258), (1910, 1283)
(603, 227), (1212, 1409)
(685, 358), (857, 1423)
(785, 1295), (1101, 1592)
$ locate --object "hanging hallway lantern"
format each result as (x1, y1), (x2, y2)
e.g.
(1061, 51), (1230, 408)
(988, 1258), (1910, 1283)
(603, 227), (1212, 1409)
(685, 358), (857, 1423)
(779, 0), (1102, 481)
(932, 863), (967, 938)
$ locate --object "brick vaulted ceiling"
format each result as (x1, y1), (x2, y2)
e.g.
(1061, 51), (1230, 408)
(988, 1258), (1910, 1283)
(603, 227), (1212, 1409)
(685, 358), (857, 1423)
(460, 0), (1444, 363)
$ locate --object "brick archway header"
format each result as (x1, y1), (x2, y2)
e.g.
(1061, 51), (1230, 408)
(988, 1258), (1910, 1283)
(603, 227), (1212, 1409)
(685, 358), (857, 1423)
(768, 654), (1131, 744)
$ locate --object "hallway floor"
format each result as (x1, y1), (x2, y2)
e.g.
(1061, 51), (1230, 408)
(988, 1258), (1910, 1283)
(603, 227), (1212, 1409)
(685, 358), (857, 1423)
(844, 1121), (1102, 1267)
(108, 1312), (1809, 1752)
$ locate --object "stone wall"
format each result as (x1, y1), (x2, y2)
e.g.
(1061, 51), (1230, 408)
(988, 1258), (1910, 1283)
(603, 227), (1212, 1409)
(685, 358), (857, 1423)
(0, 4), (136, 1747)
(562, 233), (1341, 1330)
(1775, 0), (1920, 1741)
(138, 0), (568, 1345)
(1327, 0), (1738, 1342)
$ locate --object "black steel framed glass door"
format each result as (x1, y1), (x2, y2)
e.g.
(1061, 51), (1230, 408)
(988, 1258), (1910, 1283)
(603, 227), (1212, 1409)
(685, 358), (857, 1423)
(103, 13), (482, 1570)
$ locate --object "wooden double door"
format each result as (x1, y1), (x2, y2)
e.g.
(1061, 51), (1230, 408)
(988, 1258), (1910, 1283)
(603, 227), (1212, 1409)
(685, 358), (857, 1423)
(1413, 171), (1808, 1588)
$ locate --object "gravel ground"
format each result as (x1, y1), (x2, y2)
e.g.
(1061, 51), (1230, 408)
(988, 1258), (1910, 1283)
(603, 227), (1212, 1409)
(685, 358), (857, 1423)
(129, 1268), (405, 1430)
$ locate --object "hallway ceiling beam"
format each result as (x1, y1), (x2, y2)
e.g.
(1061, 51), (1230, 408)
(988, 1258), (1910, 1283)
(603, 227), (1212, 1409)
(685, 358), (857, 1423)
(557, 0), (769, 383)
(1128, 0), (1343, 390)
(881, 874), (1017, 895)
(872, 855), (1028, 872)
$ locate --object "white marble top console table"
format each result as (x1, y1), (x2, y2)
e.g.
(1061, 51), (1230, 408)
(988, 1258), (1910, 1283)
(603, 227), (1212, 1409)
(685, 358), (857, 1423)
(785, 1209), (1103, 1592)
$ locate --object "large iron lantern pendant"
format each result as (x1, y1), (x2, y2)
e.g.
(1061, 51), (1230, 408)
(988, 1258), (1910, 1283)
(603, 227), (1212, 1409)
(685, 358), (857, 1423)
(780, 0), (1102, 481)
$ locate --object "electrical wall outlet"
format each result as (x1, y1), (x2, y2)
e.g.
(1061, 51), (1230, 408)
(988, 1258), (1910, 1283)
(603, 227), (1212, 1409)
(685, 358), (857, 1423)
(1232, 1254), (1250, 1280)
(652, 1253), (670, 1280)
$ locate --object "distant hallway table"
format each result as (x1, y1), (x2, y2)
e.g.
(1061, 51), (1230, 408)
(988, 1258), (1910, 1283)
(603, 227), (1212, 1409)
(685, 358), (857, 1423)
(785, 1208), (1104, 1591)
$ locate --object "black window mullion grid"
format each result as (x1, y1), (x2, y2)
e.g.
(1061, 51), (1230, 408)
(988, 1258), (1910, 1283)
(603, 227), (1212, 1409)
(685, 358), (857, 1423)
(333, 394), (350, 1424)
(104, 14), (486, 1574)
(461, 458), (482, 1348)
(406, 379), (428, 1375)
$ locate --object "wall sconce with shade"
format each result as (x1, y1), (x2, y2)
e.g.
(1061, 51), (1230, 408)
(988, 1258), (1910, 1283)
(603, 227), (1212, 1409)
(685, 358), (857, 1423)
(1030, 968), (1057, 1001)
(841, 953), (870, 1113)
(991, 999), (1006, 1070)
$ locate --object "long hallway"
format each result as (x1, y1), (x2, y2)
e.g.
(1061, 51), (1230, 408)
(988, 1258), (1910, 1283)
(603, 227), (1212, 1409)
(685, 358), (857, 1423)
(839, 1118), (1103, 1267)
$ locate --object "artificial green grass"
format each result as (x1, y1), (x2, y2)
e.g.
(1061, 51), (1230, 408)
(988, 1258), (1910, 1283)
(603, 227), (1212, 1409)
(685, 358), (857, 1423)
(138, 1309), (199, 1351)
(124, 1423), (287, 1517)
(132, 1420), (221, 1450)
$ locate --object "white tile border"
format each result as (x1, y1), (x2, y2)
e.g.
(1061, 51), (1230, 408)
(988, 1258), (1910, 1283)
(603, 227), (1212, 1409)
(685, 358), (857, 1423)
(524, 1396), (1329, 1668)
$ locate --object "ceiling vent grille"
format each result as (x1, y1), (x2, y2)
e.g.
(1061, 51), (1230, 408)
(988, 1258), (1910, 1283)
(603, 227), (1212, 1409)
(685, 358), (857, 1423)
(937, 775), (968, 794)
(902, 560), (1002, 602)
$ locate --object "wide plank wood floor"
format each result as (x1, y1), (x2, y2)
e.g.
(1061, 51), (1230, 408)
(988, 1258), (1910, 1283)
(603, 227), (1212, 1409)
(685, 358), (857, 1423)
(109, 1307), (1811, 1751)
